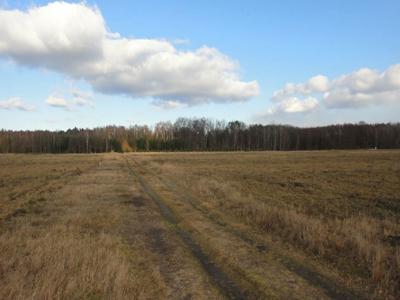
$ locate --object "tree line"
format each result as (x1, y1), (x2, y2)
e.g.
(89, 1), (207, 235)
(1, 118), (399, 153)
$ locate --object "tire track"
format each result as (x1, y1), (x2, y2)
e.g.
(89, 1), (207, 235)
(123, 156), (251, 300)
(128, 156), (364, 300)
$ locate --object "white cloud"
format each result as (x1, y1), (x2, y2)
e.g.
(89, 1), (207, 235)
(46, 95), (71, 110)
(0, 97), (35, 111)
(308, 75), (329, 92)
(267, 97), (319, 115)
(0, 1), (259, 106)
(268, 64), (400, 114)
(323, 64), (400, 108)
(271, 75), (329, 103)
(46, 88), (93, 110)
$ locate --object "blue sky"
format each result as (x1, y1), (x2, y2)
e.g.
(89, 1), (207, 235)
(0, 0), (399, 130)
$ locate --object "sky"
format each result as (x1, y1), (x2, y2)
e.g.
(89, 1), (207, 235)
(0, 0), (399, 130)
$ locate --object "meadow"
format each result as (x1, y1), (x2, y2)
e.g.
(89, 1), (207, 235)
(0, 151), (399, 299)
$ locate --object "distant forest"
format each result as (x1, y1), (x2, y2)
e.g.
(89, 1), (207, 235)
(1, 118), (400, 153)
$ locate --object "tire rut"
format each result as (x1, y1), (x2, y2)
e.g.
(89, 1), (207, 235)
(123, 156), (250, 300)
(128, 156), (365, 300)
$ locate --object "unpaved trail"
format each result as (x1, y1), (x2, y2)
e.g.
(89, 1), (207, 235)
(124, 156), (249, 299)
(125, 154), (367, 300)
(113, 156), (225, 299)
(1, 154), (224, 299)
(62, 155), (228, 299)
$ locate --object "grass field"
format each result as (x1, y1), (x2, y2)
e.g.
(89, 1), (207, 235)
(0, 151), (399, 299)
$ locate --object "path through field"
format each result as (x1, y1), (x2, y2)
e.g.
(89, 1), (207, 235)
(2, 152), (391, 299)
(122, 154), (363, 300)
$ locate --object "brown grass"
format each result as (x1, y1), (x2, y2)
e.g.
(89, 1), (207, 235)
(0, 154), (164, 299)
(2, 151), (399, 298)
(195, 178), (400, 295)
(139, 150), (400, 298)
(0, 229), (138, 299)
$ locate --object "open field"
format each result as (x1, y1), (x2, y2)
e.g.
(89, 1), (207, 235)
(0, 151), (399, 299)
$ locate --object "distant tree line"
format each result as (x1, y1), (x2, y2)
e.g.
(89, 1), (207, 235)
(1, 118), (399, 153)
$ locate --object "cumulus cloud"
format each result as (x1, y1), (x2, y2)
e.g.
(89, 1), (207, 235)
(46, 95), (71, 110)
(0, 1), (259, 105)
(323, 65), (400, 108)
(46, 88), (93, 111)
(267, 97), (319, 115)
(268, 64), (400, 114)
(0, 97), (35, 111)
(271, 75), (329, 103)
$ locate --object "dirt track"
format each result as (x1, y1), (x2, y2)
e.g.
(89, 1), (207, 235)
(127, 159), (361, 299)
(122, 154), (363, 299)
(125, 156), (248, 299)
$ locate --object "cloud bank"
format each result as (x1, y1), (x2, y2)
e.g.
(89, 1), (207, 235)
(0, 1), (259, 105)
(268, 64), (400, 114)
(0, 97), (35, 111)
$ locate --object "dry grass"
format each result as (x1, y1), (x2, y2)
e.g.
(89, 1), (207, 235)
(194, 178), (400, 296)
(0, 229), (138, 299)
(138, 150), (400, 298)
(0, 154), (164, 299)
(0, 154), (98, 221)
(2, 151), (399, 298)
